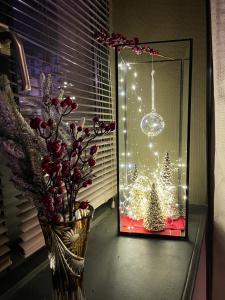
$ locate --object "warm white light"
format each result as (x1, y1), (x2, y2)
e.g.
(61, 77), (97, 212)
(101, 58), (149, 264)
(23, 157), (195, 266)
(134, 72), (138, 77)
(120, 164), (125, 168)
(183, 195), (187, 200)
(131, 84), (136, 90)
(154, 152), (159, 156)
(120, 78), (124, 83)
(178, 163), (182, 167)
(182, 163), (186, 167)
(128, 164), (132, 168)
(138, 108), (142, 112)
(120, 91), (125, 96)
(182, 185), (188, 189)
(121, 105), (126, 110)
(137, 96), (142, 101)
(128, 66), (132, 70)
(71, 96), (76, 100)
(122, 117), (126, 121)
(122, 153), (125, 156)
(148, 143), (153, 148)
(127, 152), (131, 156)
(123, 129), (127, 133)
(64, 81), (68, 85)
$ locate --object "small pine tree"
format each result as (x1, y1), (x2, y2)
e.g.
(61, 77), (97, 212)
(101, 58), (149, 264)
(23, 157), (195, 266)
(160, 152), (180, 220)
(161, 152), (172, 187)
(144, 183), (164, 231)
(127, 175), (150, 220)
(132, 164), (138, 182)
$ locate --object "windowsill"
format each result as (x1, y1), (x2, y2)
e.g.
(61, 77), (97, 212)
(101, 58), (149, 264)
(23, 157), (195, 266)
(0, 203), (207, 300)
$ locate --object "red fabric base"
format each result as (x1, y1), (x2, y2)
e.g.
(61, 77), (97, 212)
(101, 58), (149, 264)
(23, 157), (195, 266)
(120, 214), (186, 237)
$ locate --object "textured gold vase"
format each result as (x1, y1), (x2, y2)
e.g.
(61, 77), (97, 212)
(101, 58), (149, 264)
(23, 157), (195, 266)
(41, 205), (94, 300)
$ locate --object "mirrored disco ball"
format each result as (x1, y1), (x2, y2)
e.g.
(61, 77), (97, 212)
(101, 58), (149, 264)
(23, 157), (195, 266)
(140, 111), (165, 137)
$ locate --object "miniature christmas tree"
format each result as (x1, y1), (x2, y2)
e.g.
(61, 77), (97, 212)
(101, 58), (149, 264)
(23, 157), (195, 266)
(127, 174), (150, 220)
(144, 183), (164, 231)
(161, 152), (172, 187)
(131, 164), (138, 182)
(160, 152), (180, 220)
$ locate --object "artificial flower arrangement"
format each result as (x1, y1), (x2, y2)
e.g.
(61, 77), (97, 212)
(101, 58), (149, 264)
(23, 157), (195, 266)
(29, 95), (115, 224)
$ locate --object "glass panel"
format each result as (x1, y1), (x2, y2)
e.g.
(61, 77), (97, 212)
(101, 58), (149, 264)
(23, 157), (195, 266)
(117, 40), (191, 238)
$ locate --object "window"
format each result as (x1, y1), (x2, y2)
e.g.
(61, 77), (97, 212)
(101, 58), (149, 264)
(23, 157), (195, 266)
(0, 0), (115, 264)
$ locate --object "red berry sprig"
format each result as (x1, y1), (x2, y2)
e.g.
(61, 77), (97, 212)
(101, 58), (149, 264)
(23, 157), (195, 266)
(95, 32), (159, 56)
(30, 97), (115, 223)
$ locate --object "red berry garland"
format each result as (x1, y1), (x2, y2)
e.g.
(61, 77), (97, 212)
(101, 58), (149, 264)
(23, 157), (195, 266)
(95, 32), (159, 56)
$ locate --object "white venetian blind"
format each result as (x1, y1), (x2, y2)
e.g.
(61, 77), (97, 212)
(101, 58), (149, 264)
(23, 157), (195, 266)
(0, 176), (12, 272)
(0, 0), (116, 259)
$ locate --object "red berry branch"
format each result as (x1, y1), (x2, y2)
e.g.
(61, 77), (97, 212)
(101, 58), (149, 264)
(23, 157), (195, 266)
(30, 97), (115, 223)
(95, 32), (160, 56)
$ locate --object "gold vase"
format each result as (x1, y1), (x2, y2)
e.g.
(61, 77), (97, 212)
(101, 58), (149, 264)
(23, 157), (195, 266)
(41, 205), (94, 300)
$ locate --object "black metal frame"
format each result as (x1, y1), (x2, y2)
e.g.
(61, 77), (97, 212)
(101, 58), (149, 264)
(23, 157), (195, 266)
(115, 39), (193, 240)
(206, 0), (214, 299)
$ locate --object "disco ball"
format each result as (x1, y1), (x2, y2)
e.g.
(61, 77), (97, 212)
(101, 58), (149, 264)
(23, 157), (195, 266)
(140, 111), (165, 137)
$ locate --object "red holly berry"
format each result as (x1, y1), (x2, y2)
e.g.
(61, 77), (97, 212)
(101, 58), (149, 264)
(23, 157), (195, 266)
(77, 126), (83, 132)
(105, 124), (111, 131)
(71, 102), (78, 110)
(71, 151), (77, 157)
(88, 157), (96, 167)
(52, 214), (61, 224)
(43, 195), (54, 205)
(73, 141), (80, 149)
(47, 141), (53, 152)
(60, 100), (67, 108)
(82, 181), (88, 188)
(57, 187), (64, 194)
(52, 162), (62, 174)
(90, 145), (97, 155)
(51, 141), (61, 153)
(62, 160), (70, 174)
(47, 204), (54, 212)
(55, 196), (63, 205)
(70, 123), (76, 130)
(42, 155), (51, 163)
(99, 122), (105, 129)
(41, 122), (48, 129)
(79, 201), (89, 209)
(84, 128), (90, 135)
(47, 118), (54, 127)
(61, 143), (67, 149)
(55, 176), (63, 187)
(48, 186), (56, 194)
(55, 148), (65, 158)
(51, 98), (59, 106)
(87, 179), (92, 185)
(73, 168), (81, 177)
(30, 117), (41, 129)
(109, 122), (116, 131)
(93, 116), (99, 123)
(64, 96), (72, 106)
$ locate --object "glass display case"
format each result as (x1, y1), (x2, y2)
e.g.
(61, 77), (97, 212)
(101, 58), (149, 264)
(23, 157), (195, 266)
(116, 39), (192, 238)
